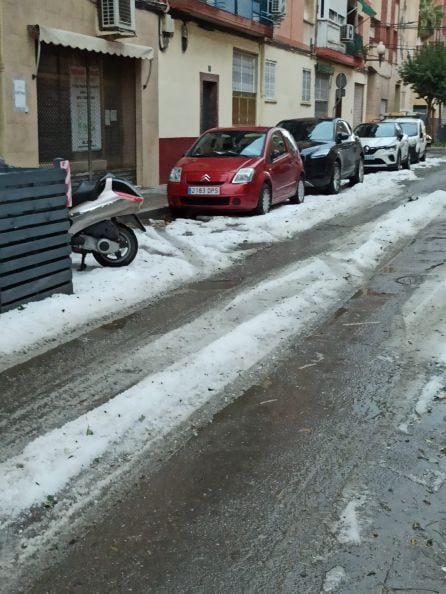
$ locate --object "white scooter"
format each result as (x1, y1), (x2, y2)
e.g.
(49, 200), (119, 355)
(70, 175), (145, 270)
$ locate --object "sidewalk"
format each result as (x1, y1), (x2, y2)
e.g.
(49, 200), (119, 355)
(139, 184), (169, 220)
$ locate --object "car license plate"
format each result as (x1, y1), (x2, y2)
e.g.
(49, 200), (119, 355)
(187, 186), (220, 195)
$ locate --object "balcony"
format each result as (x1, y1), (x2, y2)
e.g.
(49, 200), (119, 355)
(345, 33), (365, 60)
(315, 24), (365, 68)
(168, 0), (275, 38)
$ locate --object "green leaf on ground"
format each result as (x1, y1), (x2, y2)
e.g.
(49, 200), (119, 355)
(43, 495), (57, 509)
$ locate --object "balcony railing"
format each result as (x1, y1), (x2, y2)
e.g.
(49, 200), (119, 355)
(345, 32), (365, 59)
(198, 0), (279, 25)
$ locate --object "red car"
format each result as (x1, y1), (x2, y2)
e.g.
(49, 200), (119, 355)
(167, 126), (305, 216)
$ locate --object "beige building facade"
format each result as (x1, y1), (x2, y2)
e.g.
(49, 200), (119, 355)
(0, 0), (161, 186)
(0, 0), (425, 186)
(159, 0), (372, 181)
(363, 0), (421, 121)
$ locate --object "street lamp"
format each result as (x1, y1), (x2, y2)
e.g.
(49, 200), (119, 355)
(365, 41), (386, 66)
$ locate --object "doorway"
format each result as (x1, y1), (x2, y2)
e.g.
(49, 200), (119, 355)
(37, 45), (136, 180)
(200, 74), (219, 134)
(353, 83), (364, 127)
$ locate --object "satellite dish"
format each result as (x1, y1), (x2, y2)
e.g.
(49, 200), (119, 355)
(336, 73), (347, 89)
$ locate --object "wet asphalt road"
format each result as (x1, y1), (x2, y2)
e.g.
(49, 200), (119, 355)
(4, 158), (446, 594)
(27, 219), (446, 594)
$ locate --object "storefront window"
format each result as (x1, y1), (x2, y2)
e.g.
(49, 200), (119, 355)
(37, 45), (136, 179)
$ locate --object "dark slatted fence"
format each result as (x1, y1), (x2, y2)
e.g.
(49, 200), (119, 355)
(0, 167), (72, 313)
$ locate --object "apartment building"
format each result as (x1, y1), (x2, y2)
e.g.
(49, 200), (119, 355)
(413, 0), (446, 134)
(0, 0), (423, 185)
(361, 0), (420, 121)
(158, 0), (275, 181)
(0, 0), (163, 185)
(158, 0), (373, 181)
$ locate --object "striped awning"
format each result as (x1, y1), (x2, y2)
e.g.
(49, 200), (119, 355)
(28, 25), (154, 60)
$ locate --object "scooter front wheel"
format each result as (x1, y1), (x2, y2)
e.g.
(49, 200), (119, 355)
(93, 224), (138, 267)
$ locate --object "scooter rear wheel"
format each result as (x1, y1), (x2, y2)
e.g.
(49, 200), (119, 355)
(93, 224), (138, 267)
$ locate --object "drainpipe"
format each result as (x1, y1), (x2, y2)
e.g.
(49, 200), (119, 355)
(259, 39), (265, 100)
(0, 1), (5, 158)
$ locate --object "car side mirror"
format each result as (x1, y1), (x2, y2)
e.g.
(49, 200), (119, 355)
(336, 132), (349, 143)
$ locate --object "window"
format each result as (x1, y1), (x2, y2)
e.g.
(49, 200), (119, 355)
(398, 121), (419, 137)
(302, 69), (311, 102)
(281, 128), (299, 153)
(264, 60), (276, 100)
(269, 131), (287, 160)
(315, 75), (329, 102)
(328, 9), (345, 25)
(189, 130), (266, 157)
(233, 50), (257, 125)
(233, 50), (257, 93)
(336, 120), (351, 137)
(315, 73), (329, 117)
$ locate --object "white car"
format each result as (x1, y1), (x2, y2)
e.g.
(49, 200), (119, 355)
(354, 121), (410, 171)
(388, 117), (427, 163)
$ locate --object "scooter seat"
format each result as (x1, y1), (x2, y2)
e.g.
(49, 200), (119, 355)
(72, 180), (98, 207)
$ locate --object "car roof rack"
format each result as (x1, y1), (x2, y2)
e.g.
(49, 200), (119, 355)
(381, 111), (422, 119)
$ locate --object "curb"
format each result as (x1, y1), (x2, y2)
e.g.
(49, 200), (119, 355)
(139, 206), (170, 222)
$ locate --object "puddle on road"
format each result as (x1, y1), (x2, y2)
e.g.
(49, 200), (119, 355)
(353, 399), (382, 419)
(426, 262), (445, 271)
(352, 288), (393, 298)
(192, 278), (240, 291)
(233, 242), (269, 251)
(334, 306), (349, 319)
(424, 236), (446, 242)
(395, 275), (424, 286)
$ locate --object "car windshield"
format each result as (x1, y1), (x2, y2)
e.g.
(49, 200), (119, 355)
(398, 122), (418, 137)
(188, 131), (266, 158)
(280, 120), (334, 142)
(355, 123), (397, 138)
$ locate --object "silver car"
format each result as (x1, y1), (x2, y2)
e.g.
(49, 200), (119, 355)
(388, 117), (427, 163)
(354, 121), (410, 170)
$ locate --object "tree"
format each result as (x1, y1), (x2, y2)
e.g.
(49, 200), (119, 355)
(399, 42), (446, 131)
(418, 0), (444, 42)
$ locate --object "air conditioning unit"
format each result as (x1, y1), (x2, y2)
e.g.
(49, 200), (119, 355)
(340, 24), (354, 42)
(269, 0), (286, 15)
(100, 0), (136, 34)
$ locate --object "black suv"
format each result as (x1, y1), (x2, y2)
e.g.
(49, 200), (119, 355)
(277, 117), (364, 194)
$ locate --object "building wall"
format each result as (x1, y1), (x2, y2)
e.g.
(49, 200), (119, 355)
(274, 0), (311, 49)
(159, 21), (246, 138)
(158, 7), (322, 181)
(343, 69), (368, 125)
(259, 45), (316, 125)
(158, 20), (262, 180)
(273, 0), (369, 126)
(262, 0), (315, 123)
(364, 0), (420, 120)
(158, 0), (371, 175)
(0, 0), (159, 186)
(411, 0), (445, 130)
